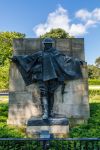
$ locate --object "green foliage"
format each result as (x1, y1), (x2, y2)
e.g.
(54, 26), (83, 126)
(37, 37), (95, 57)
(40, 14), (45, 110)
(0, 140), (40, 150)
(0, 97), (100, 149)
(40, 28), (74, 38)
(88, 79), (100, 85)
(0, 32), (25, 65)
(95, 56), (100, 68)
(88, 65), (100, 79)
(0, 32), (25, 89)
(70, 98), (100, 138)
(89, 86), (100, 104)
(89, 89), (100, 97)
(0, 101), (41, 149)
(0, 59), (9, 89)
(0, 101), (25, 138)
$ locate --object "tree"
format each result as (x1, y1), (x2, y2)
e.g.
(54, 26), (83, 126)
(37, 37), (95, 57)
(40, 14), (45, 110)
(95, 57), (100, 68)
(0, 32), (25, 89)
(87, 57), (100, 79)
(88, 65), (100, 79)
(40, 28), (74, 38)
(0, 32), (25, 65)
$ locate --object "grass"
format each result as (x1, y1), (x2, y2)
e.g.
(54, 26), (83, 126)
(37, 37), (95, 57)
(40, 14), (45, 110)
(88, 79), (100, 85)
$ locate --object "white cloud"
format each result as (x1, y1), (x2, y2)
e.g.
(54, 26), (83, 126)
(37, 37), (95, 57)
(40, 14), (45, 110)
(70, 24), (87, 35)
(75, 9), (91, 21)
(93, 8), (100, 21)
(85, 20), (96, 28)
(33, 6), (100, 37)
(33, 5), (70, 37)
(76, 8), (100, 23)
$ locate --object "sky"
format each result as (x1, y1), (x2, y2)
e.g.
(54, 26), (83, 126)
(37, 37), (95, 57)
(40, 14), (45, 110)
(0, 0), (100, 64)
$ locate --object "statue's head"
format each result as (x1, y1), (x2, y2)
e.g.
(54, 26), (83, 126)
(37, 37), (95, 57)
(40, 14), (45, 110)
(42, 38), (54, 50)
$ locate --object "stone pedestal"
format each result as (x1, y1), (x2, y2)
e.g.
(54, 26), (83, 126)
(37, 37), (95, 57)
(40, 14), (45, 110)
(26, 117), (69, 138)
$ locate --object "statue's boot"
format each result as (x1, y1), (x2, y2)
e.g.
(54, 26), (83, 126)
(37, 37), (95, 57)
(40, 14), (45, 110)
(42, 96), (48, 120)
(49, 93), (54, 118)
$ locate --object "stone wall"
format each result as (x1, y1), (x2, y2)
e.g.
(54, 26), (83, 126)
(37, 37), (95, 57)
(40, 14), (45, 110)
(7, 38), (90, 126)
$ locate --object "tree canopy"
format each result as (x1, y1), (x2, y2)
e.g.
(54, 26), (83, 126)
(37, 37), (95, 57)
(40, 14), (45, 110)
(95, 57), (100, 68)
(0, 32), (25, 66)
(88, 56), (100, 79)
(0, 32), (25, 89)
(40, 28), (74, 38)
(88, 65), (100, 79)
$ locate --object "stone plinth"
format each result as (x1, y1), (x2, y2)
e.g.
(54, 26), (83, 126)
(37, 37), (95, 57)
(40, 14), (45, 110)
(26, 117), (69, 138)
(8, 38), (90, 126)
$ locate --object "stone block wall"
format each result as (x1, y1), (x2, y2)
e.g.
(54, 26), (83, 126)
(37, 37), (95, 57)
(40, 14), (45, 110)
(7, 38), (89, 126)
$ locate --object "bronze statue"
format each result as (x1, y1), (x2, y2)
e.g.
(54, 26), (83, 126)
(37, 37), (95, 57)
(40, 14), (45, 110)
(11, 38), (84, 120)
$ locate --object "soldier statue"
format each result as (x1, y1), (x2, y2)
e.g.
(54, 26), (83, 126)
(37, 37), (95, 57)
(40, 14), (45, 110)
(11, 38), (84, 120)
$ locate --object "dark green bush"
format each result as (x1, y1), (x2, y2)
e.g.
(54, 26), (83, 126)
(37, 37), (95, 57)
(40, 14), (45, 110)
(0, 140), (41, 150)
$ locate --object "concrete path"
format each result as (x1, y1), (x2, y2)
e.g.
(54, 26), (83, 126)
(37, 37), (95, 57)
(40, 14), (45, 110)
(89, 85), (100, 90)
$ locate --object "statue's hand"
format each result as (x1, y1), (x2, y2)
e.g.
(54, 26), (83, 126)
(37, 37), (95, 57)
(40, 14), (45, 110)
(10, 56), (17, 62)
(75, 58), (86, 66)
(79, 60), (86, 65)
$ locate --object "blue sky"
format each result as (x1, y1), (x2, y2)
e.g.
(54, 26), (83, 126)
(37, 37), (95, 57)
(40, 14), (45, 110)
(0, 0), (100, 64)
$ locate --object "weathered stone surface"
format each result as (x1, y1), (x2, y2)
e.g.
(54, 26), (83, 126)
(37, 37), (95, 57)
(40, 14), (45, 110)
(26, 125), (69, 138)
(56, 39), (70, 52)
(13, 38), (42, 55)
(71, 38), (84, 60)
(53, 104), (89, 119)
(9, 92), (41, 104)
(81, 64), (88, 79)
(9, 63), (26, 92)
(8, 91), (42, 125)
(8, 38), (89, 126)
(53, 79), (89, 119)
(55, 38), (85, 60)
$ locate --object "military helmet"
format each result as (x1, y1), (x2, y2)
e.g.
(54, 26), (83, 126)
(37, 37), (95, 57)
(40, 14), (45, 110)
(42, 38), (54, 44)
